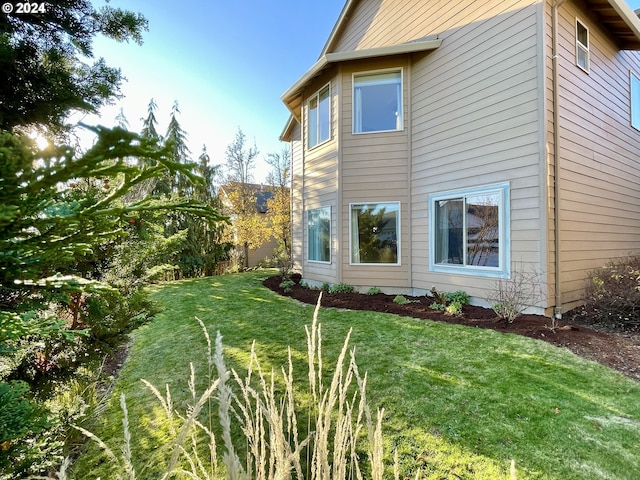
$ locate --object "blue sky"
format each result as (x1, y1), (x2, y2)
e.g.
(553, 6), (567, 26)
(82, 0), (640, 182)
(80, 0), (345, 182)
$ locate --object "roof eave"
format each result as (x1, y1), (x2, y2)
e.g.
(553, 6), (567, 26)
(603, 0), (640, 49)
(280, 39), (442, 118)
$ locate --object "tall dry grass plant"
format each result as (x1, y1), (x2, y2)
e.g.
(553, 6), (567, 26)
(69, 293), (392, 479)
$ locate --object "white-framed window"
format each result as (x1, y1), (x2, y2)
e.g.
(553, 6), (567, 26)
(307, 206), (331, 263)
(631, 72), (640, 131)
(308, 84), (331, 149)
(429, 183), (510, 277)
(353, 69), (402, 134)
(576, 19), (589, 73)
(350, 202), (400, 265)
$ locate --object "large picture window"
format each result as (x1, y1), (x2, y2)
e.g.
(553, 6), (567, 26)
(308, 206), (331, 263)
(308, 84), (331, 148)
(429, 184), (509, 277)
(350, 202), (400, 264)
(353, 70), (402, 133)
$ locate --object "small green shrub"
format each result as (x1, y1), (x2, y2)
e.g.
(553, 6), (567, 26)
(581, 255), (640, 330)
(393, 295), (411, 305)
(429, 287), (469, 313)
(328, 283), (355, 294)
(279, 279), (295, 293)
(445, 301), (463, 316)
(0, 381), (50, 476)
(321, 282), (331, 292)
(446, 290), (470, 306)
(367, 287), (382, 295)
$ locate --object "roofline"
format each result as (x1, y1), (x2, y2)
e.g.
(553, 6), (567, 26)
(607, 0), (640, 45)
(281, 39), (442, 107)
(279, 114), (296, 142)
(321, 0), (356, 56)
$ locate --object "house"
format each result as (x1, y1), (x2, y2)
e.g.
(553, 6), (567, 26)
(279, 0), (640, 316)
(219, 183), (281, 268)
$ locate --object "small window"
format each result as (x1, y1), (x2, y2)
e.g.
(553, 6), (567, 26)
(308, 84), (331, 149)
(353, 70), (402, 133)
(429, 184), (510, 277)
(350, 202), (400, 264)
(631, 73), (640, 130)
(576, 19), (589, 73)
(308, 206), (331, 263)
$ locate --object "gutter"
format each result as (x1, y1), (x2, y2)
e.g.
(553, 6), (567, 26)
(552, 0), (566, 319)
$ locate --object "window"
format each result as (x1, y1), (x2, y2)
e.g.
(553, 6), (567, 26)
(308, 84), (331, 148)
(429, 184), (509, 277)
(576, 19), (589, 73)
(308, 206), (331, 263)
(350, 202), (400, 264)
(353, 70), (402, 133)
(631, 73), (640, 130)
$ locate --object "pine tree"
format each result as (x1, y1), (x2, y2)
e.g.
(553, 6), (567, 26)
(165, 101), (192, 195)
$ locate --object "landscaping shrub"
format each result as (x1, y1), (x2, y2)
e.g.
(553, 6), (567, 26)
(393, 294), (411, 305)
(279, 279), (295, 293)
(328, 282), (355, 294)
(428, 287), (469, 315)
(581, 255), (640, 330)
(486, 266), (543, 323)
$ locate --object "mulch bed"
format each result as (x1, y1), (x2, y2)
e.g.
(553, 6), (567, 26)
(263, 274), (640, 383)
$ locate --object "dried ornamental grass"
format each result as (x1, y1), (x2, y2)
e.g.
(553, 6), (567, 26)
(70, 292), (391, 479)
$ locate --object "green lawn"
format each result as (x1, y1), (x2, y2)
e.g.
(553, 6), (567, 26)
(73, 271), (640, 479)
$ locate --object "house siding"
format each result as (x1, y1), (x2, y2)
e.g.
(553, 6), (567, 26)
(339, 58), (411, 288)
(290, 122), (304, 273)
(409, 0), (545, 301)
(553, 0), (640, 308)
(285, 0), (640, 312)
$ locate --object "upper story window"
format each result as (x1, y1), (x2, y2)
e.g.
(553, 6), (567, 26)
(308, 84), (331, 149)
(576, 19), (590, 73)
(631, 73), (640, 131)
(353, 69), (402, 133)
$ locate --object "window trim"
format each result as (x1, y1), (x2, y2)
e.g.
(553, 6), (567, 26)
(428, 183), (510, 278)
(631, 72), (640, 131)
(576, 18), (590, 73)
(307, 83), (331, 150)
(307, 206), (332, 264)
(352, 68), (404, 135)
(349, 201), (401, 266)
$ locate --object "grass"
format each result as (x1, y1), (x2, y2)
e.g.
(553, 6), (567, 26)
(72, 270), (640, 479)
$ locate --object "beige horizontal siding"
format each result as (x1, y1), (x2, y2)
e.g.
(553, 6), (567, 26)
(409, 0), (545, 301)
(554, 0), (640, 307)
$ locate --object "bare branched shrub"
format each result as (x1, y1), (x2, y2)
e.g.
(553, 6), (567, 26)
(581, 255), (640, 330)
(72, 292), (391, 479)
(486, 266), (544, 323)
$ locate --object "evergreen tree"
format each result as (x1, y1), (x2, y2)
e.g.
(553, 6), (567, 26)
(0, 0), (147, 133)
(140, 98), (160, 141)
(165, 101), (192, 195)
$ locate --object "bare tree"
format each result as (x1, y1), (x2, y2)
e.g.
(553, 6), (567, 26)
(265, 147), (291, 188)
(223, 127), (258, 185)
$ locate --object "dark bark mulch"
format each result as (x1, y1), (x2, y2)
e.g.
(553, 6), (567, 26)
(263, 274), (640, 383)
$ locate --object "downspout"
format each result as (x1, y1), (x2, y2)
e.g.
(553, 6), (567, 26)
(552, 0), (566, 319)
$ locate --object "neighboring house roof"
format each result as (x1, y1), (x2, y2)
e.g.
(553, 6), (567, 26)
(219, 183), (279, 214)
